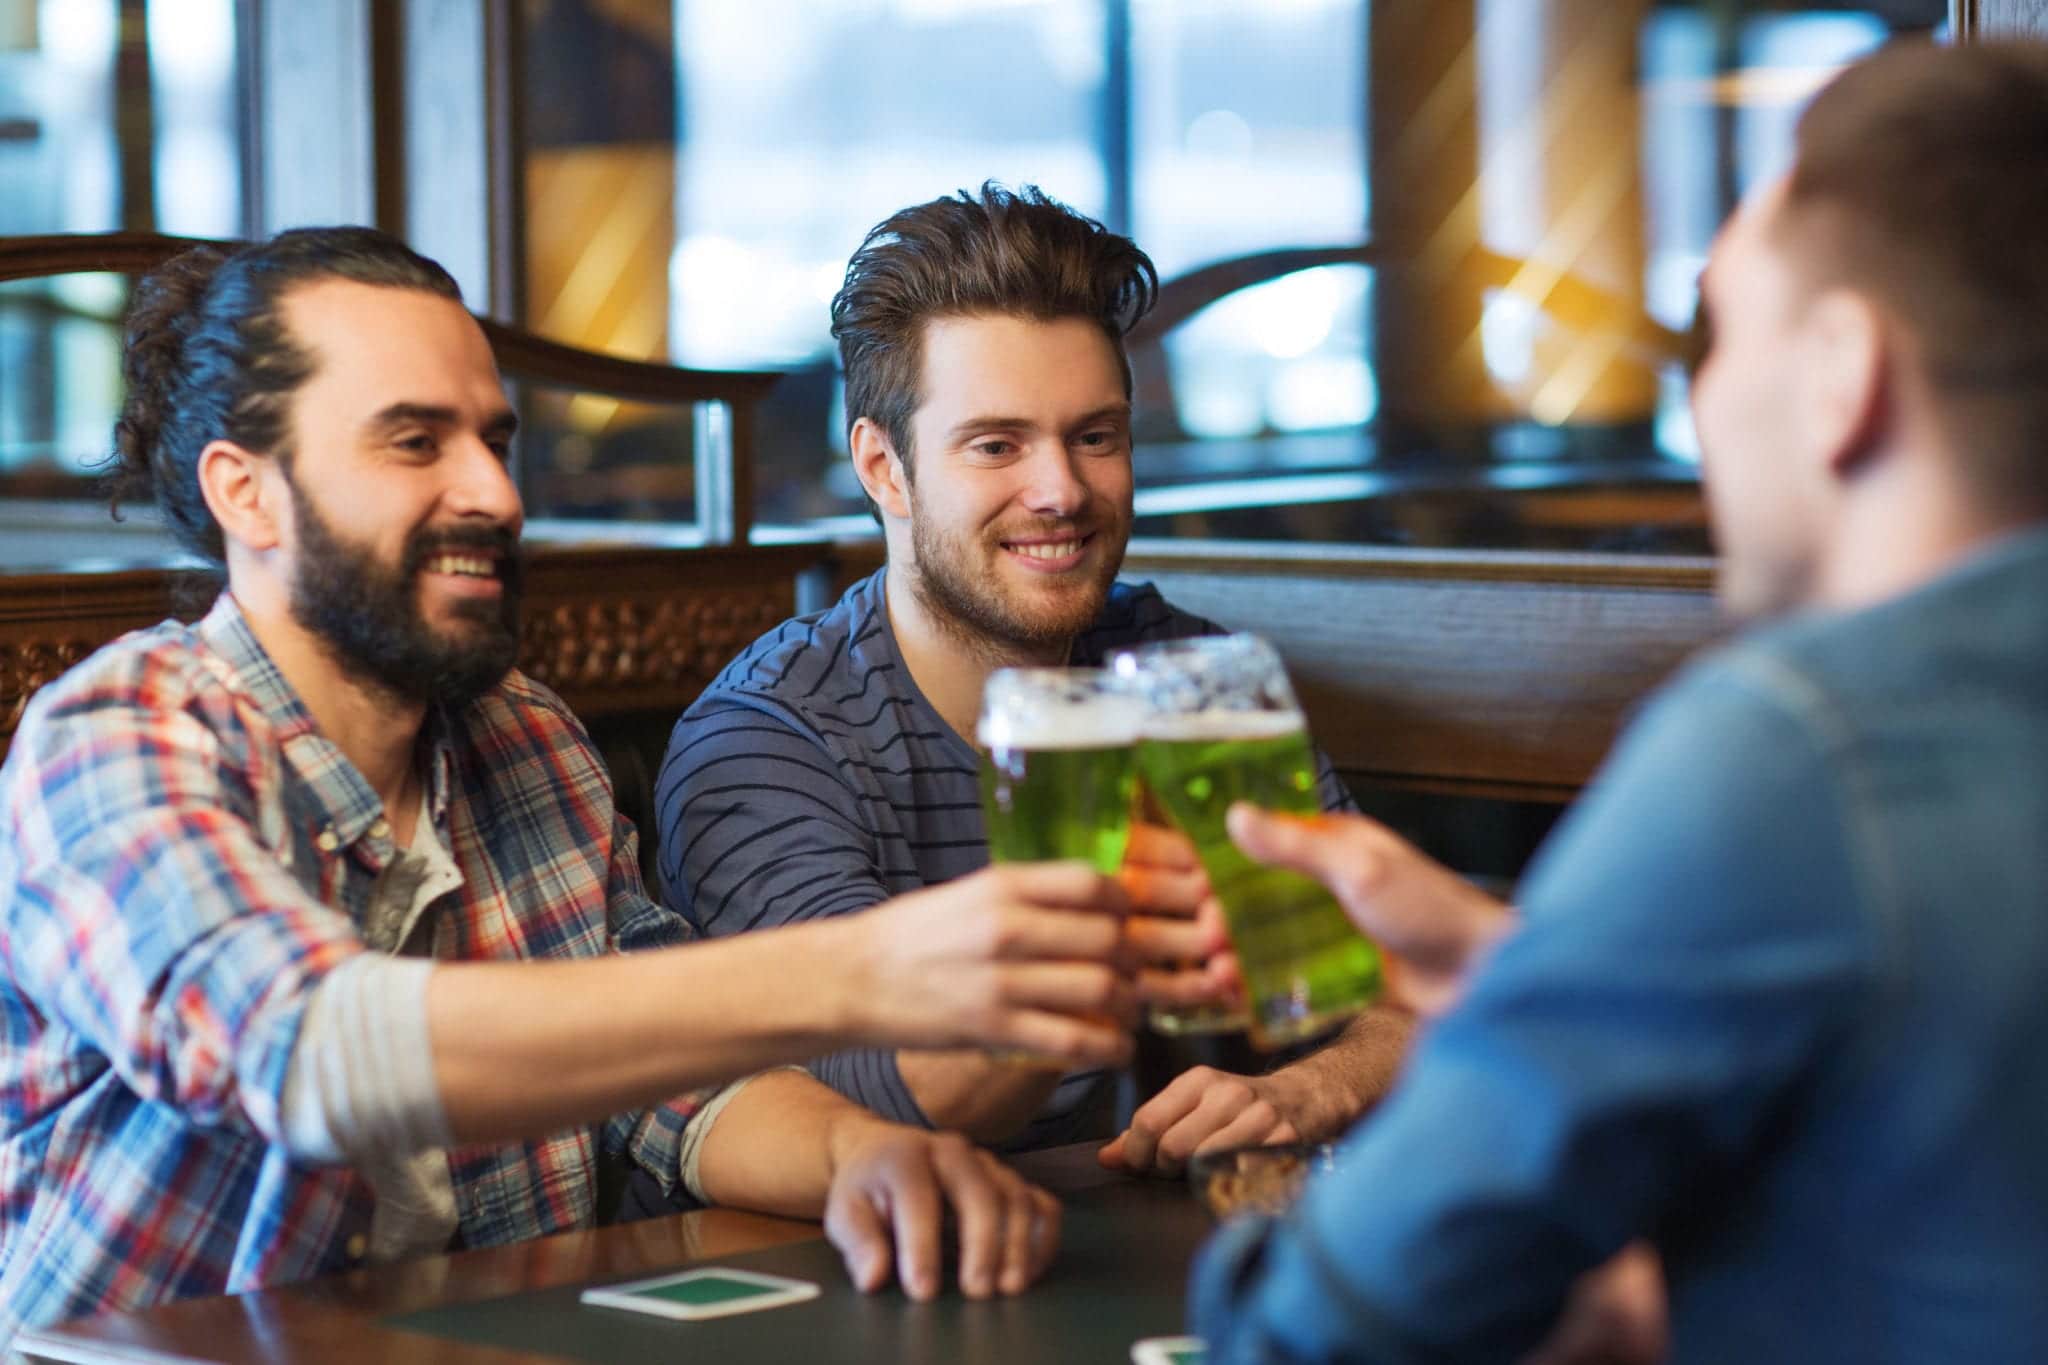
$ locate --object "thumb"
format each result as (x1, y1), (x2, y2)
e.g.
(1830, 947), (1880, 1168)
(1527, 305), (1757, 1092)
(1227, 803), (1357, 883)
(1097, 1132), (1128, 1169)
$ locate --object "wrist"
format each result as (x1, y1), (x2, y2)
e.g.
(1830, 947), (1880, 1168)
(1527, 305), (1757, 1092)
(822, 1102), (894, 1178)
(800, 913), (882, 1044)
(1263, 1052), (1358, 1141)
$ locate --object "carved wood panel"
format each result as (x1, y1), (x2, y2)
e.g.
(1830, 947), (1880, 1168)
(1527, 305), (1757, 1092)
(0, 543), (829, 758)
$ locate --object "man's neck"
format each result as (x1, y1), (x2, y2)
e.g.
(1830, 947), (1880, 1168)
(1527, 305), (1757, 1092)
(881, 566), (1072, 746)
(1810, 451), (2032, 614)
(231, 580), (427, 821)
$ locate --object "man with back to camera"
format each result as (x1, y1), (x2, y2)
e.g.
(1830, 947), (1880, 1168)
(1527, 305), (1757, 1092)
(654, 184), (1413, 1171)
(1191, 40), (2048, 1361)
(0, 227), (1167, 1343)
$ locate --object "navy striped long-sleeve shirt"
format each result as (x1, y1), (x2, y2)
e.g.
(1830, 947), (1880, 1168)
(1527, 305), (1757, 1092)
(654, 568), (1348, 1148)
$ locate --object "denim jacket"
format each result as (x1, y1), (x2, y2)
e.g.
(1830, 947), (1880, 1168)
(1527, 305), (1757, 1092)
(1193, 527), (2048, 1363)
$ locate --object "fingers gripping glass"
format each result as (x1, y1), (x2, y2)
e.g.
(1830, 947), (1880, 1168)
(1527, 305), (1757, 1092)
(1113, 634), (1381, 1049)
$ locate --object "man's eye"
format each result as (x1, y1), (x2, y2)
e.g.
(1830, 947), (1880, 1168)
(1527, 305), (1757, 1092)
(1076, 429), (1119, 450)
(396, 433), (436, 454)
(973, 439), (1013, 458)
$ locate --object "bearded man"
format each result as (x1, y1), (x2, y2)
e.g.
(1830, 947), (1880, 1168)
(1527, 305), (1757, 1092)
(655, 186), (1411, 1168)
(0, 227), (1166, 1343)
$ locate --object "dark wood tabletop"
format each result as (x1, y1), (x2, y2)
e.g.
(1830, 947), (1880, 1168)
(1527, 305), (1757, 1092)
(17, 1143), (1207, 1365)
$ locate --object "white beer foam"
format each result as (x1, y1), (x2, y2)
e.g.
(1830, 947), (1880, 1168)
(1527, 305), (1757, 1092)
(978, 696), (1141, 750)
(1140, 709), (1306, 742)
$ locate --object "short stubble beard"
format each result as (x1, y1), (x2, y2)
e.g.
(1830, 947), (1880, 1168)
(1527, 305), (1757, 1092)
(905, 491), (1126, 662)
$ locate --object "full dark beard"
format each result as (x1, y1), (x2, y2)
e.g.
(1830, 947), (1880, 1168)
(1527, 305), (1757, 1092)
(908, 510), (1124, 657)
(287, 488), (524, 708)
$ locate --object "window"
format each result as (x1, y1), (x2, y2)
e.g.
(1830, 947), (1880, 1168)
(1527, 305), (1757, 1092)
(512, 1), (1946, 550)
(0, 0), (245, 520)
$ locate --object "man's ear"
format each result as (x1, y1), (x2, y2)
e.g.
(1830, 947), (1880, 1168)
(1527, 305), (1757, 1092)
(1802, 290), (1887, 480)
(849, 417), (912, 520)
(196, 439), (284, 553)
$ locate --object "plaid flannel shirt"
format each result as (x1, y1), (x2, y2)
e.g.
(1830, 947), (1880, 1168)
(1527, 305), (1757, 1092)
(0, 595), (708, 1343)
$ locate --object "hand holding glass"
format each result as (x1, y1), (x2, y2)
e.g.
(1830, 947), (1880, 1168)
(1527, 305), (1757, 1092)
(976, 667), (1141, 1065)
(1114, 634), (1382, 1048)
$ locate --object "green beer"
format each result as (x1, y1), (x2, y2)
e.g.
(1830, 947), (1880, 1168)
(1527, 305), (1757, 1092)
(980, 743), (1137, 873)
(975, 668), (1140, 873)
(1118, 637), (1381, 1049)
(975, 669), (1140, 1067)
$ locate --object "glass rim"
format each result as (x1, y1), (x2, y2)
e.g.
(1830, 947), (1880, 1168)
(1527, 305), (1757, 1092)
(976, 665), (1142, 748)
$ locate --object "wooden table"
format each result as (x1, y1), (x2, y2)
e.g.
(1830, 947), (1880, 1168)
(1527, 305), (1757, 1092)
(18, 1145), (1212, 1364)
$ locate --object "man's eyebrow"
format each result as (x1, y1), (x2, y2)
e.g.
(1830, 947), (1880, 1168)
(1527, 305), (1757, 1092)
(365, 402), (520, 437)
(1069, 402), (1132, 428)
(943, 402), (1132, 442)
(944, 413), (1031, 441)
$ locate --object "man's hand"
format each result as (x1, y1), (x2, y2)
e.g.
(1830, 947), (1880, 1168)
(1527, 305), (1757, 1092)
(1119, 822), (1237, 1009)
(1098, 1007), (1413, 1175)
(1519, 1243), (1668, 1365)
(847, 862), (1138, 1066)
(1226, 806), (1515, 1018)
(823, 1119), (1061, 1301)
(1098, 1065), (1303, 1175)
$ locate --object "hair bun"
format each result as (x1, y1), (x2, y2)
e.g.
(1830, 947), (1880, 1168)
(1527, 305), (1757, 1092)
(108, 243), (236, 515)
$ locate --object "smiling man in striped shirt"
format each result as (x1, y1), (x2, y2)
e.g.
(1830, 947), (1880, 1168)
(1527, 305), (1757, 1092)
(656, 185), (1411, 1177)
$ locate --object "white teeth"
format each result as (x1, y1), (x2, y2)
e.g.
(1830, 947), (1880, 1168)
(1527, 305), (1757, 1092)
(426, 554), (495, 578)
(1007, 541), (1083, 560)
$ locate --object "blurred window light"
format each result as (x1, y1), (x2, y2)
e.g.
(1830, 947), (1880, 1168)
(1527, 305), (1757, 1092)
(2, 1), (242, 489)
(1131, 0), (1364, 277)
(668, 0), (1107, 371)
(1165, 264), (1369, 439)
(1268, 356), (1374, 434)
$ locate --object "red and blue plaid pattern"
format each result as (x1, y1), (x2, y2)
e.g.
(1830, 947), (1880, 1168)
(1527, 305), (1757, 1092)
(0, 596), (704, 1342)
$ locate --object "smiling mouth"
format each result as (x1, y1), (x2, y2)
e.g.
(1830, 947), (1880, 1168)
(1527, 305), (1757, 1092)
(422, 553), (499, 578)
(1002, 535), (1091, 561)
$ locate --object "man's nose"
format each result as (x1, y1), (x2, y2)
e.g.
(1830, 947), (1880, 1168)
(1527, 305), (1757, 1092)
(447, 435), (525, 527)
(1018, 442), (1088, 518)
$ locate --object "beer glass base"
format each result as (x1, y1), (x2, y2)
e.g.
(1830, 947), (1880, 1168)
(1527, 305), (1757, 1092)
(1146, 1002), (1252, 1036)
(1247, 999), (1366, 1052)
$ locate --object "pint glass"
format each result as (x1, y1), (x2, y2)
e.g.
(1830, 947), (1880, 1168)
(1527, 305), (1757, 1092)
(1115, 635), (1381, 1049)
(975, 668), (1140, 1067)
(976, 667), (1140, 874)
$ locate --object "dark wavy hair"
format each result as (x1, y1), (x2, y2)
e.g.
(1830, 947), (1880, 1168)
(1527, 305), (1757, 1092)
(829, 182), (1158, 518)
(110, 226), (462, 564)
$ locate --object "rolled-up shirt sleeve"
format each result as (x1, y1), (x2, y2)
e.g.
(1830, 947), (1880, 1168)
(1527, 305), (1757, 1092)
(1191, 656), (1879, 1362)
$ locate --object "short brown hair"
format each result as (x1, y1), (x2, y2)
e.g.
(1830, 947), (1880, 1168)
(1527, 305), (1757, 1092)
(830, 182), (1158, 512)
(1781, 39), (2048, 511)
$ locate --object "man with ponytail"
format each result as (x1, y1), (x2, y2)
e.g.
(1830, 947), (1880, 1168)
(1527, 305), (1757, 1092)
(0, 227), (1159, 1341)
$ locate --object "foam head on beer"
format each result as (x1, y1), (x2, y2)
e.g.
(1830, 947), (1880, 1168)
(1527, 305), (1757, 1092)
(976, 668), (1143, 751)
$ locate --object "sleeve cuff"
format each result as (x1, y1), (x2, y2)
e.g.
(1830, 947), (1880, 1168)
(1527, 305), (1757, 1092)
(675, 1068), (797, 1203)
(280, 955), (450, 1164)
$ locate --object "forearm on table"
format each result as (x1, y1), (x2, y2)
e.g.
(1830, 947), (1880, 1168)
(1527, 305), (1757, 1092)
(1268, 1005), (1415, 1139)
(897, 1048), (1066, 1143)
(692, 1068), (878, 1218)
(426, 917), (869, 1146)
